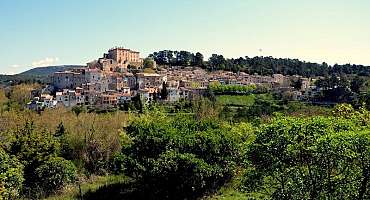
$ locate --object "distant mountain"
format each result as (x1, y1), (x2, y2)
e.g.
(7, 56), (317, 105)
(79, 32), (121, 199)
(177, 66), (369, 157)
(0, 65), (85, 86)
(19, 65), (85, 77)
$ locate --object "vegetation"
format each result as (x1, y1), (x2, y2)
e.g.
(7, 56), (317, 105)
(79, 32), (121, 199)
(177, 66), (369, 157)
(143, 58), (156, 69)
(216, 95), (255, 107)
(0, 147), (24, 199)
(120, 112), (249, 199)
(149, 50), (204, 67)
(0, 84), (369, 199)
(209, 82), (256, 95)
(149, 50), (370, 77)
(243, 104), (370, 199)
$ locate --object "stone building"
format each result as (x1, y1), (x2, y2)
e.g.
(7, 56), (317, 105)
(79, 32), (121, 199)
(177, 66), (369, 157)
(52, 70), (86, 89)
(123, 73), (137, 89)
(87, 58), (118, 73)
(97, 92), (118, 109)
(87, 47), (143, 72)
(136, 73), (164, 89)
(107, 47), (141, 63)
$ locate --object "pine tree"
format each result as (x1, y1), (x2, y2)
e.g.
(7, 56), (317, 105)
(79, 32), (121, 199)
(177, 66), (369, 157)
(54, 122), (65, 138)
(161, 82), (168, 100)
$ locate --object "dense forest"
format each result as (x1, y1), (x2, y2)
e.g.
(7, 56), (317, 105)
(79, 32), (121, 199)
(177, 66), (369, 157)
(149, 50), (370, 77)
(0, 83), (369, 200)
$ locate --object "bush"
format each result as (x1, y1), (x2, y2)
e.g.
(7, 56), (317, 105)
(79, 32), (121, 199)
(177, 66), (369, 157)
(9, 122), (60, 185)
(123, 112), (247, 199)
(148, 151), (225, 199)
(209, 82), (256, 95)
(244, 116), (370, 199)
(35, 157), (77, 194)
(0, 148), (24, 199)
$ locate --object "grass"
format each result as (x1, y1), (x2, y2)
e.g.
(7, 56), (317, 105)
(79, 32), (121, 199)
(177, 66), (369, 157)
(206, 188), (250, 200)
(204, 168), (269, 200)
(45, 173), (270, 200)
(206, 187), (268, 200)
(216, 95), (256, 107)
(44, 175), (129, 200)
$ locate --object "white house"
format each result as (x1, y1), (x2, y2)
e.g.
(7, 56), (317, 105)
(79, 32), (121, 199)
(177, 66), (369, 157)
(56, 89), (79, 107)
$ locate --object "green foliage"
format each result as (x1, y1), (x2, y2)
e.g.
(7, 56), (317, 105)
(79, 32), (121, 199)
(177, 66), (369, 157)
(8, 83), (40, 109)
(332, 103), (355, 118)
(160, 82), (168, 100)
(191, 97), (221, 120)
(71, 105), (87, 116)
(35, 157), (77, 195)
(149, 151), (224, 199)
(0, 148), (24, 200)
(0, 106), (130, 198)
(150, 50), (370, 77)
(209, 82), (256, 95)
(54, 122), (66, 138)
(122, 112), (249, 199)
(284, 101), (331, 117)
(207, 54), (329, 75)
(143, 58), (156, 69)
(350, 76), (366, 93)
(10, 122), (60, 178)
(216, 95), (255, 106)
(315, 75), (354, 103)
(245, 115), (370, 199)
(0, 89), (8, 112)
(235, 94), (282, 122)
(8, 122), (63, 197)
(195, 52), (204, 66)
(149, 50), (203, 67)
(290, 79), (303, 90)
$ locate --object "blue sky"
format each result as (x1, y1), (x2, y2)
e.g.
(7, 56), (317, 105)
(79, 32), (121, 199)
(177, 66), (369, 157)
(1, 0), (370, 74)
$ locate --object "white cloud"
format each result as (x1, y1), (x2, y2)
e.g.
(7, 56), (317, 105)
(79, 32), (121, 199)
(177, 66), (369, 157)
(5, 71), (16, 75)
(31, 57), (59, 67)
(4, 57), (60, 75)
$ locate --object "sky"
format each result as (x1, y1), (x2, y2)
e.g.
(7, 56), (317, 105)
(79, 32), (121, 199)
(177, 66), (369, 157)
(0, 0), (370, 74)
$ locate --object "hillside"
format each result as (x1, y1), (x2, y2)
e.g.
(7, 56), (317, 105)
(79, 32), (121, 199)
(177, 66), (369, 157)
(19, 65), (85, 77)
(0, 65), (84, 86)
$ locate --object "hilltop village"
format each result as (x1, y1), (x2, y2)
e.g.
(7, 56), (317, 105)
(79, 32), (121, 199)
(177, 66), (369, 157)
(27, 47), (317, 110)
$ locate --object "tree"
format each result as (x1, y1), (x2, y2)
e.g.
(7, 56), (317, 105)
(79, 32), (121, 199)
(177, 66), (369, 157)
(9, 83), (40, 108)
(235, 94), (282, 121)
(0, 148), (24, 199)
(122, 112), (246, 199)
(149, 50), (370, 77)
(315, 75), (353, 103)
(143, 58), (156, 69)
(54, 122), (66, 138)
(35, 157), (77, 195)
(291, 79), (303, 90)
(9, 122), (60, 194)
(245, 115), (370, 199)
(208, 54), (226, 71)
(350, 76), (366, 93)
(71, 105), (86, 116)
(194, 52), (204, 66)
(176, 51), (193, 66)
(160, 82), (168, 100)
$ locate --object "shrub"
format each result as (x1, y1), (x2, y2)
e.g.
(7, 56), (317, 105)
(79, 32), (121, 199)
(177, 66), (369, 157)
(35, 157), (77, 194)
(244, 116), (370, 199)
(0, 148), (24, 199)
(9, 122), (60, 185)
(148, 151), (224, 199)
(123, 112), (247, 199)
